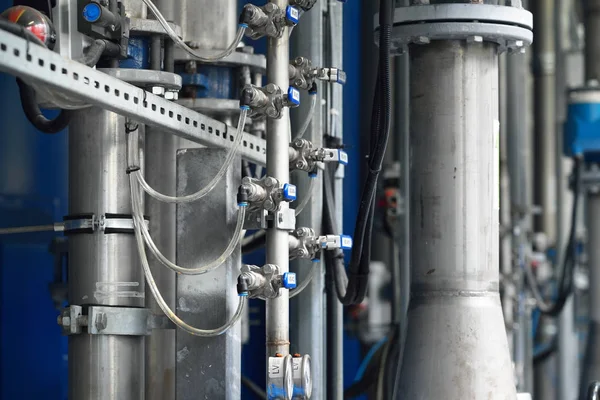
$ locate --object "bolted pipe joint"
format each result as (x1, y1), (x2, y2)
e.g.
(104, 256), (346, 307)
(289, 138), (348, 174)
(240, 176), (297, 212)
(289, 227), (353, 261)
(241, 3), (299, 40)
(239, 264), (296, 300)
(289, 56), (346, 90)
(241, 84), (300, 119)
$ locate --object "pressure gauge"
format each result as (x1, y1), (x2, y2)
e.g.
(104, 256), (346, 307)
(292, 354), (312, 399)
(267, 354), (294, 400)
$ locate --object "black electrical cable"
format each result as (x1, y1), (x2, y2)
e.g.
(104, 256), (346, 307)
(77, 39), (108, 67)
(16, 78), (71, 134)
(329, 0), (393, 306)
(0, 18), (73, 133)
(533, 340), (558, 365)
(241, 375), (267, 399)
(525, 157), (581, 316)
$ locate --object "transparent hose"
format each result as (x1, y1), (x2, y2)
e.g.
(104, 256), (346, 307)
(142, 0), (246, 63)
(295, 176), (316, 216)
(290, 262), (317, 298)
(295, 94), (317, 139)
(130, 174), (246, 336)
(131, 175), (246, 275)
(135, 108), (248, 203)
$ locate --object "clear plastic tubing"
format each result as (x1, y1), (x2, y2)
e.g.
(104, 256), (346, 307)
(289, 261), (317, 299)
(130, 174), (246, 336)
(135, 107), (248, 204)
(142, 0), (247, 63)
(295, 93), (317, 139)
(295, 175), (316, 217)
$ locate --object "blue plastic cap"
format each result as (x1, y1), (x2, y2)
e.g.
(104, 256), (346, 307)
(238, 201), (248, 207)
(282, 183), (297, 201)
(239, 105), (250, 111)
(287, 87), (301, 106)
(286, 6), (300, 25)
(308, 171), (318, 178)
(82, 2), (102, 23)
(340, 235), (353, 250)
(338, 150), (349, 165)
(283, 272), (297, 289)
(239, 292), (248, 297)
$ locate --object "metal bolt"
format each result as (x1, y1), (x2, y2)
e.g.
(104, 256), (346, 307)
(165, 91), (179, 101)
(151, 86), (166, 96)
(95, 312), (108, 332)
(298, 249), (308, 258)
(61, 316), (71, 327)
(267, 107), (278, 118)
(264, 2), (276, 12)
(266, 83), (277, 94)
(413, 36), (430, 45)
(265, 177), (276, 187)
(263, 264), (275, 274)
(264, 199), (274, 209)
(295, 79), (303, 87)
(296, 160), (305, 169)
(467, 36), (483, 44)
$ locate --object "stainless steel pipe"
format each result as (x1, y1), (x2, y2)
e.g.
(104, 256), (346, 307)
(266, 0), (292, 359)
(397, 40), (516, 399)
(68, 108), (145, 400)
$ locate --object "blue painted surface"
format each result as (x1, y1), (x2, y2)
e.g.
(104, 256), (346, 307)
(564, 98), (600, 160)
(0, 65), (68, 400)
(119, 36), (150, 69)
(342, 0), (363, 394)
(179, 65), (235, 99)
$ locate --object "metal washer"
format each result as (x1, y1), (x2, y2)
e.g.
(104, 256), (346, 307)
(376, 4), (533, 53)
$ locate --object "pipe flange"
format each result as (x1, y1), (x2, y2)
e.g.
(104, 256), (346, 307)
(173, 48), (267, 73)
(99, 68), (182, 91)
(176, 98), (244, 116)
(375, 4), (533, 54)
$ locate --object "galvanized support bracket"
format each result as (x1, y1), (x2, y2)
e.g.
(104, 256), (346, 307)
(0, 29), (267, 165)
(59, 305), (173, 336)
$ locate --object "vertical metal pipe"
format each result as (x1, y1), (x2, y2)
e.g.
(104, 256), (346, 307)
(582, 195), (600, 393)
(289, 0), (325, 397)
(397, 40), (516, 399)
(328, 2), (345, 400)
(507, 45), (535, 394)
(266, 0), (291, 359)
(580, 3), (600, 395)
(144, 129), (176, 400)
(532, 1), (558, 397)
(556, 1), (579, 398)
(68, 108), (145, 400)
(533, 0), (557, 242)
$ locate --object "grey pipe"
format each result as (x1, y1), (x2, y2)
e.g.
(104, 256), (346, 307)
(396, 40), (516, 399)
(68, 109), (145, 400)
(265, 0), (292, 360)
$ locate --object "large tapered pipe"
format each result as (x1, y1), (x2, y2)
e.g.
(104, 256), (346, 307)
(397, 40), (516, 399)
(68, 108), (145, 400)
